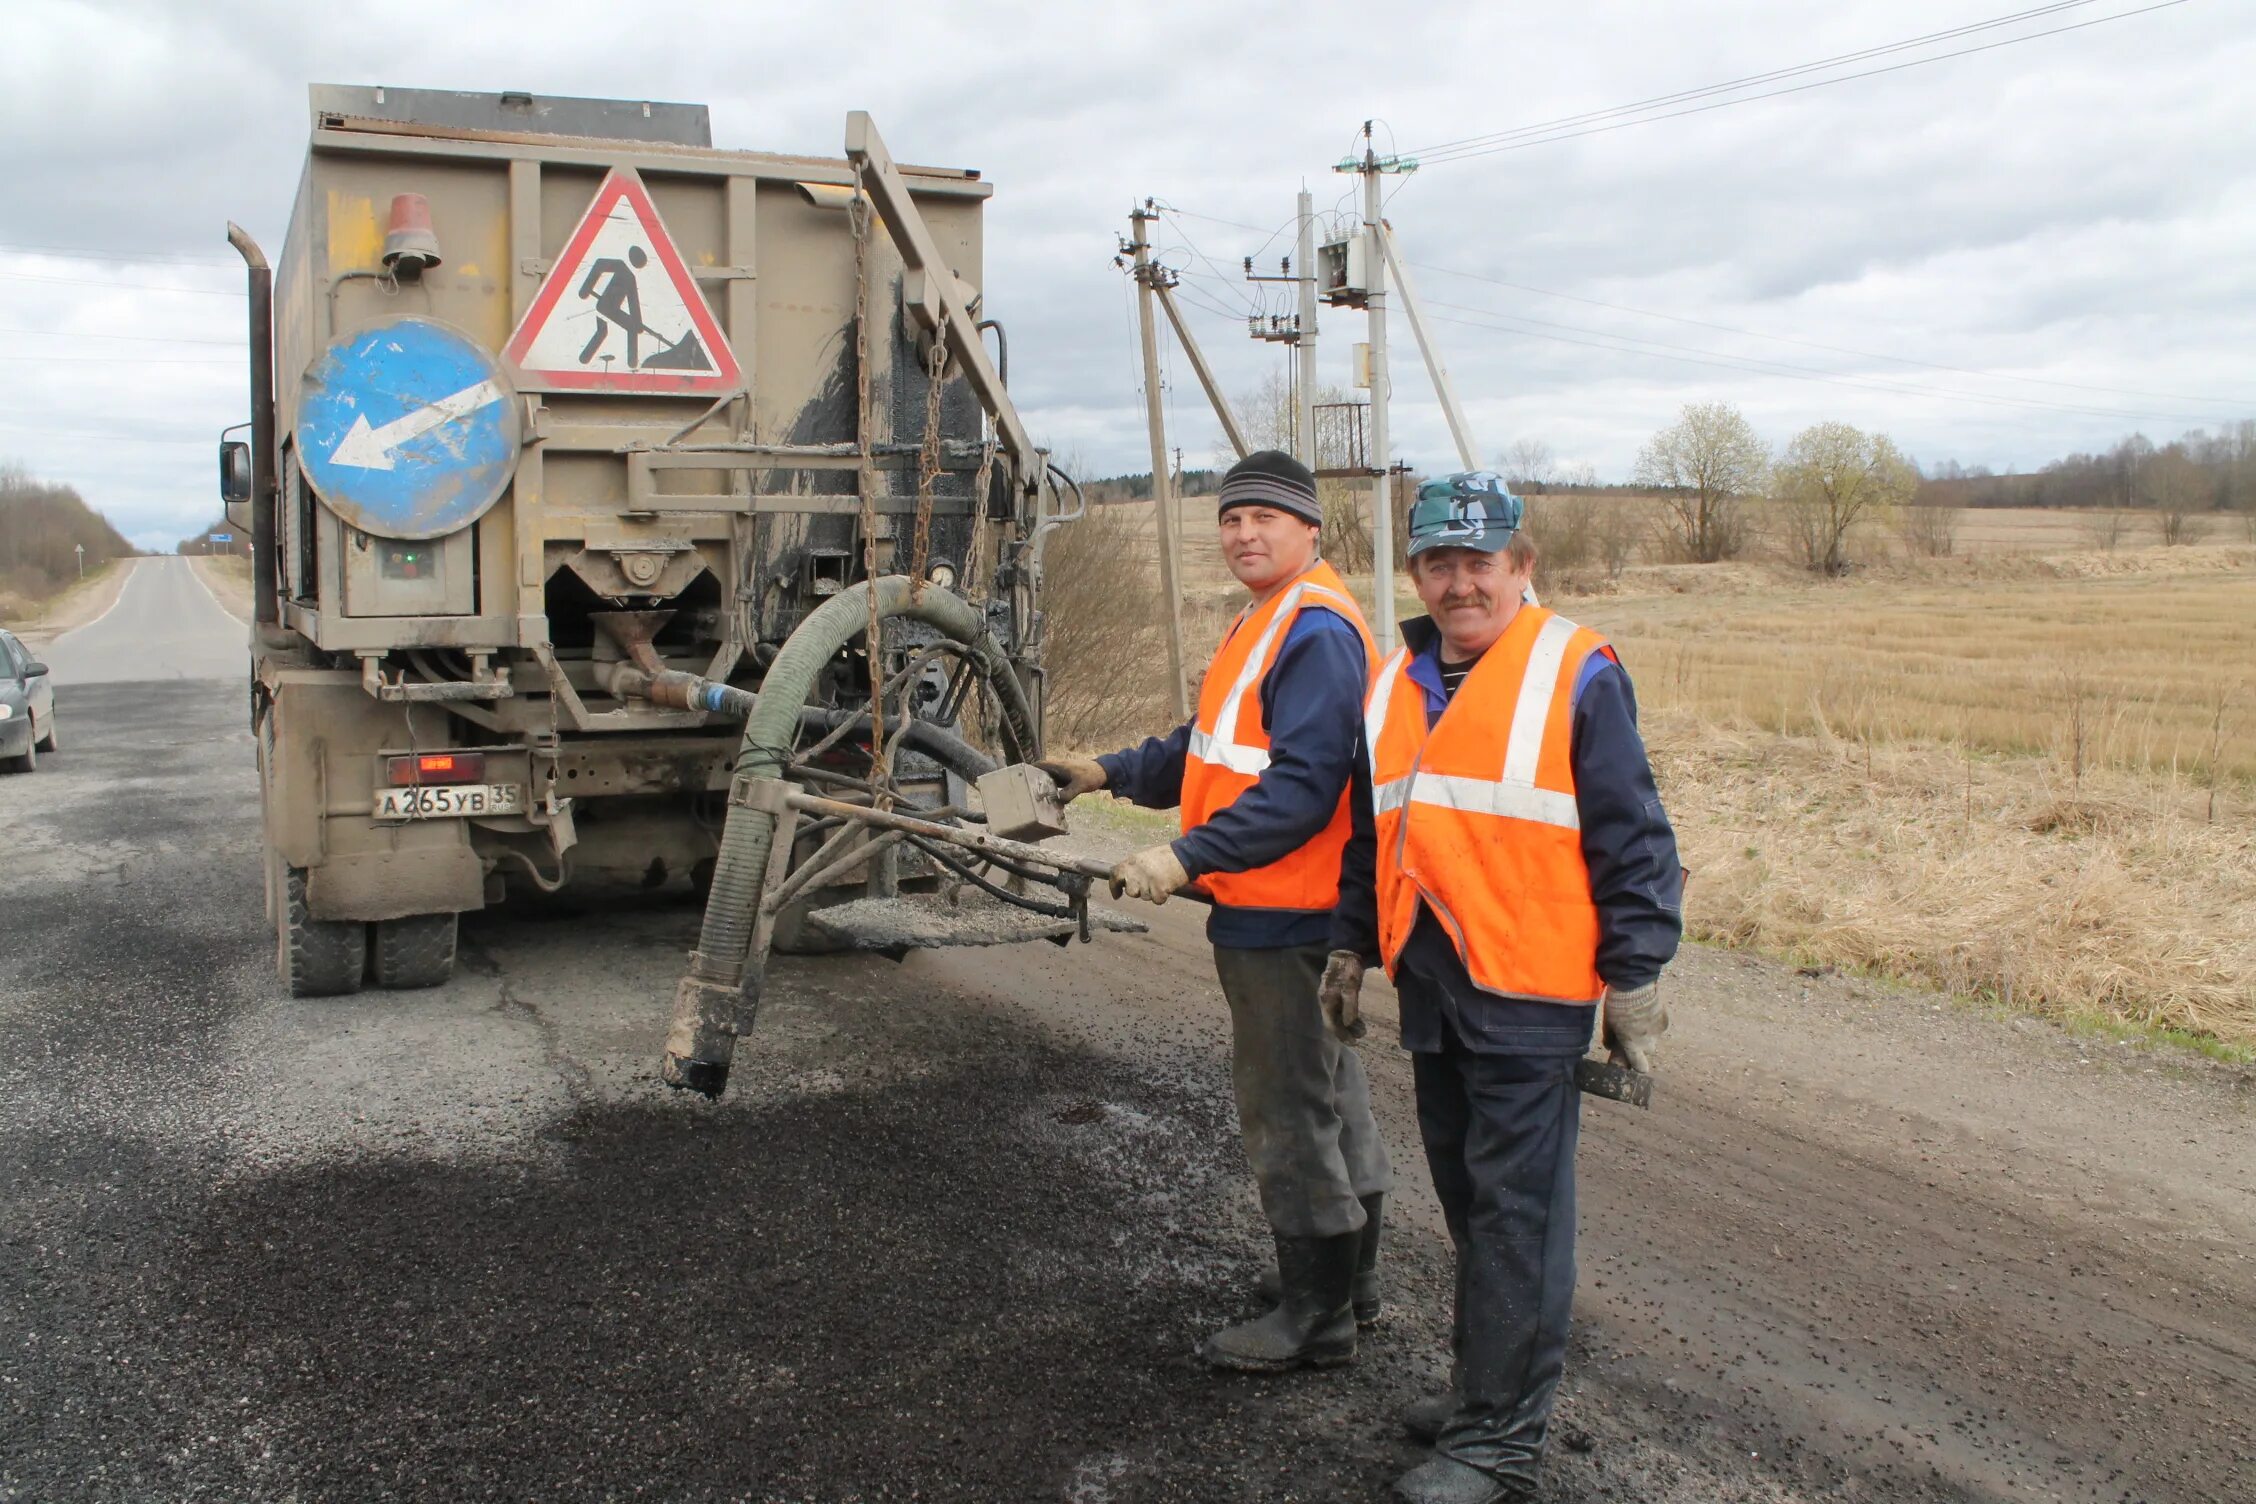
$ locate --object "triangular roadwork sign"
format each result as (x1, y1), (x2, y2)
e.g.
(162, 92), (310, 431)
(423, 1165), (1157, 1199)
(503, 167), (742, 395)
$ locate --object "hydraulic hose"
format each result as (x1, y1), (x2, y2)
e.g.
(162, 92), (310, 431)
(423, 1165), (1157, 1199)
(610, 671), (1008, 787)
(661, 576), (1037, 1096)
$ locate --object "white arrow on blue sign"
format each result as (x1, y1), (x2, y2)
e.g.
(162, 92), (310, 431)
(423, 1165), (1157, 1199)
(296, 316), (521, 542)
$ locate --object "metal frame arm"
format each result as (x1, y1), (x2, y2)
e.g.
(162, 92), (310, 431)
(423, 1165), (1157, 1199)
(845, 112), (1042, 486)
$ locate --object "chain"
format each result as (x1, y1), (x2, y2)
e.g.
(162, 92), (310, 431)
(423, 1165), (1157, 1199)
(910, 333), (945, 603)
(964, 433), (996, 599)
(851, 168), (888, 801)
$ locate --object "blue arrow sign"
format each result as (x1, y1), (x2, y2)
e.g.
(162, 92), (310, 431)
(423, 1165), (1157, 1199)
(296, 316), (520, 542)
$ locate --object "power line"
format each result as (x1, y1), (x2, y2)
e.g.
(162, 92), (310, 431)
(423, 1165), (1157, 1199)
(1408, 259), (2256, 409)
(0, 240), (239, 267)
(1, 326), (244, 348)
(0, 353), (240, 367)
(0, 270), (243, 297)
(1405, 1), (2105, 158)
(1412, 2), (2187, 164)
(1422, 301), (2238, 427)
(1154, 203), (2255, 416)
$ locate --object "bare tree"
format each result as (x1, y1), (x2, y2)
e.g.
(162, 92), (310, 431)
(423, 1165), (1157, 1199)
(1235, 369), (1296, 456)
(1233, 373), (1378, 573)
(1038, 497), (1169, 748)
(1633, 402), (1768, 563)
(1898, 499), (1962, 557)
(1775, 422), (1919, 575)
(2141, 445), (2206, 545)
(1499, 438), (1556, 494)
(2080, 508), (2133, 552)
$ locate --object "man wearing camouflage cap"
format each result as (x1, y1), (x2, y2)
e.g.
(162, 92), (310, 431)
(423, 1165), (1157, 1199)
(1326, 472), (1683, 1504)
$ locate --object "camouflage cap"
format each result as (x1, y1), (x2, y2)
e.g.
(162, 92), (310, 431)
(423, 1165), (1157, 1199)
(1406, 471), (1525, 557)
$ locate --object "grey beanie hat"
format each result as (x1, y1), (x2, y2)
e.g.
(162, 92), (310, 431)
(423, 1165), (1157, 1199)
(1216, 449), (1322, 526)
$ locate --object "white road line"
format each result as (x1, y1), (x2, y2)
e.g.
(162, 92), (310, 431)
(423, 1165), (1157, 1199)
(48, 556), (146, 645)
(185, 556), (250, 625)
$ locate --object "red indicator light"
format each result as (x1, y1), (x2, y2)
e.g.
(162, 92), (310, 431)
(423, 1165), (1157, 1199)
(385, 752), (488, 786)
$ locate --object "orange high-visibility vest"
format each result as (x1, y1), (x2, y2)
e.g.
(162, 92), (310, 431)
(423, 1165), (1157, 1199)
(1365, 605), (1612, 1004)
(1181, 560), (1376, 912)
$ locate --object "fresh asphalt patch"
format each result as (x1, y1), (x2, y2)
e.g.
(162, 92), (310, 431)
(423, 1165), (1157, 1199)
(3, 680), (2013, 1502)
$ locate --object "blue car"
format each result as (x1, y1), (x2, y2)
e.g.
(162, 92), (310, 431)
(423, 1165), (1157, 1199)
(0, 628), (57, 774)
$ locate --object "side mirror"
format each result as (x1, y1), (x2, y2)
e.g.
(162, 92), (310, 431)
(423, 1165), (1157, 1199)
(220, 440), (253, 505)
(21, 660), (47, 678)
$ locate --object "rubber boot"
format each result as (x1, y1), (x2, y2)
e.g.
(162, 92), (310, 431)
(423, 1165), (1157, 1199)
(1402, 1387), (1458, 1444)
(1389, 1454), (1533, 1504)
(1254, 1193), (1385, 1326)
(1200, 1231), (1359, 1372)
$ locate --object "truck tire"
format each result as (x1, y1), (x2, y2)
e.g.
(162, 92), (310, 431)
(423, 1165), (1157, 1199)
(282, 867), (365, 998)
(33, 707), (57, 753)
(371, 913), (457, 990)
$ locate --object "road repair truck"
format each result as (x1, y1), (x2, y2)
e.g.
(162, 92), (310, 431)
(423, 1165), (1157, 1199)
(222, 87), (1091, 1073)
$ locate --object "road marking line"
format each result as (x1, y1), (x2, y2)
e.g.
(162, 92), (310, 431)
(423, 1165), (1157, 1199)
(47, 557), (145, 645)
(184, 556), (251, 626)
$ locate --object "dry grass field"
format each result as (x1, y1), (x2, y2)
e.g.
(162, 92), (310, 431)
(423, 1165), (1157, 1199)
(1047, 499), (2256, 1051)
(1578, 544), (2256, 1052)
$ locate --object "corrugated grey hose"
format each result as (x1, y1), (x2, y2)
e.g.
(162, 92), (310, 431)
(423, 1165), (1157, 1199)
(662, 576), (1037, 1096)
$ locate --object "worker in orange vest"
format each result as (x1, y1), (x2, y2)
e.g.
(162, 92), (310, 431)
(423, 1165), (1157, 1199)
(1040, 449), (1392, 1372)
(1325, 472), (1681, 1504)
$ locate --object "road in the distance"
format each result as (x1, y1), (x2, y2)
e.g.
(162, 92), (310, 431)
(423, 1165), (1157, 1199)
(37, 554), (247, 684)
(1, 571), (2249, 1502)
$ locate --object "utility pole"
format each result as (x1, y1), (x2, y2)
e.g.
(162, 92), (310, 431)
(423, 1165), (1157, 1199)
(1245, 198), (1321, 466)
(1337, 124), (1414, 653)
(1127, 202), (1191, 720)
(1296, 189), (1318, 469)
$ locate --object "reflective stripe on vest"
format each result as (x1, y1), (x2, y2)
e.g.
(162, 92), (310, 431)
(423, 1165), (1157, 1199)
(1180, 560), (1375, 912)
(1365, 608), (1606, 1004)
(1188, 577), (1360, 776)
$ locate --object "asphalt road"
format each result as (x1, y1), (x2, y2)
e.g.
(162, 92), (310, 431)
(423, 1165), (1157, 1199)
(2, 578), (2250, 1502)
(33, 556), (248, 683)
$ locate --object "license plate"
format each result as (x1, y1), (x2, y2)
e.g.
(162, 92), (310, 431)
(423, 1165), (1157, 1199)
(373, 783), (523, 820)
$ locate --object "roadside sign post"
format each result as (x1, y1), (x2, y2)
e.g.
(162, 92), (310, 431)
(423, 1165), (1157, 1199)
(75, 543), (84, 579)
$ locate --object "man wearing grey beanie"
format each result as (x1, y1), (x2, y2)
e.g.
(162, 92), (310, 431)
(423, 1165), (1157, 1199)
(1040, 448), (1392, 1373)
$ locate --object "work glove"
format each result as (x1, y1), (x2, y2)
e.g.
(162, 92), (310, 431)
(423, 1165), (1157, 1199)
(1036, 755), (1108, 802)
(1318, 950), (1368, 1043)
(1109, 844), (1190, 905)
(1602, 980), (1668, 1075)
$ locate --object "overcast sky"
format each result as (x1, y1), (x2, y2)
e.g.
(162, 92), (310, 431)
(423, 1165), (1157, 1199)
(3, 0), (2250, 550)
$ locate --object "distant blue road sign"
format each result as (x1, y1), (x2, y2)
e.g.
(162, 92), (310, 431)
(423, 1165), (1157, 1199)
(210, 533), (233, 542)
(296, 316), (520, 542)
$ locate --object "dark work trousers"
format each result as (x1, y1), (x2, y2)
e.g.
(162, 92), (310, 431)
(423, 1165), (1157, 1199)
(1412, 1028), (1584, 1488)
(1211, 942), (1392, 1238)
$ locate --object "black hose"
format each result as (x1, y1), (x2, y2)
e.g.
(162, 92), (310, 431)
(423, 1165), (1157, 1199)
(662, 576), (1039, 1097)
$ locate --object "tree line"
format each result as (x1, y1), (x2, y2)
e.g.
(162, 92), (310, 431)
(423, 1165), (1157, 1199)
(1918, 423), (2256, 516)
(0, 464), (134, 602)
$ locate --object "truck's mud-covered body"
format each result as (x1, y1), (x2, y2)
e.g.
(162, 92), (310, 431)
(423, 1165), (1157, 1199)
(231, 87), (1065, 995)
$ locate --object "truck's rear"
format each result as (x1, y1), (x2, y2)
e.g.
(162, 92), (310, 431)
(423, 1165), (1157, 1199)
(225, 86), (1067, 996)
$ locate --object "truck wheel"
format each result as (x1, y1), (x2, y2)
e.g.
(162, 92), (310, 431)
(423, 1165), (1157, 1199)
(372, 913), (457, 990)
(281, 867), (365, 998)
(34, 708), (57, 753)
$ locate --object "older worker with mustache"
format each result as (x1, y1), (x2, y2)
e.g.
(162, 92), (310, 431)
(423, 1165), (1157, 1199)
(1326, 472), (1683, 1504)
